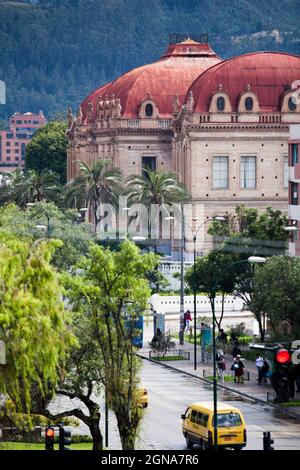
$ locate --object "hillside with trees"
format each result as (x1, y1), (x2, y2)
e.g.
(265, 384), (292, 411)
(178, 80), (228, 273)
(0, 0), (299, 123)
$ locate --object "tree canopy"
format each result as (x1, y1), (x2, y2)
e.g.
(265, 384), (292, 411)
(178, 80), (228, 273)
(63, 240), (157, 449)
(25, 121), (68, 184)
(0, 234), (75, 420)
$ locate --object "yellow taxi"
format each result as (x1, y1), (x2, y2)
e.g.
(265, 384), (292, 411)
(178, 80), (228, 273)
(181, 402), (247, 450)
(137, 387), (148, 408)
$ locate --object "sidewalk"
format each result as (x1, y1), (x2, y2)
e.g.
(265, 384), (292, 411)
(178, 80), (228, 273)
(139, 337), (300, 419)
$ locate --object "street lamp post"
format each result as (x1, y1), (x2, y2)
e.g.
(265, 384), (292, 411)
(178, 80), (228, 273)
(165, 214), (225, 367)
(190, 216), (225, 370)
(211, 255), (266, 450)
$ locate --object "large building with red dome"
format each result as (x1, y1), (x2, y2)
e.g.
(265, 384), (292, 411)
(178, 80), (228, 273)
(66, 38), (300, 257)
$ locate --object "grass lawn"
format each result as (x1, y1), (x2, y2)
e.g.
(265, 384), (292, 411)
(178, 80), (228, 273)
(206, 375), (235, 382)
(172, 333), (201, 345)
(0, 442), (93, 450)
(282, 401), (300, 406)
(152, 355), (187, 361)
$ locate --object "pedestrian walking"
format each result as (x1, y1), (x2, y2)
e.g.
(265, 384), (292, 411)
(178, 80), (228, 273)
(217, 329), (228, 344)
(255, 354), (264, 380)
(258, 359), (270, 385)
(217, 354), (226, 382)
(231, 355), (245, 383)
(184, 310), (192, 333)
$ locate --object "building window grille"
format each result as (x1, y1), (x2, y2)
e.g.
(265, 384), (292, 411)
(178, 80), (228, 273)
(212, 156), (228, 188)
(240, 156), (256, 188)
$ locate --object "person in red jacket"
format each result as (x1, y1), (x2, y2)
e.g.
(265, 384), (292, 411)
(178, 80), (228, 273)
(184, 310), (192, 333)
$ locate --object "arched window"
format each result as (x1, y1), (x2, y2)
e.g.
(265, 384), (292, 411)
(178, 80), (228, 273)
(288, 96), (297, 112)
(216, 96), (225, 112)
(145, 103), (153, 117)
(245, 97), (253, 111)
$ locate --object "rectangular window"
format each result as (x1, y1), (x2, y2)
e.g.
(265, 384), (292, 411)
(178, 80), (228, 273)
(6, 141), (11, 146)
(212, 156), (228, 188)
(6, 133), (13, 139)
(291, 144), (298, 166)
(142, 156), (156, 178)
(291, 182), (298, 205)
(240, 156), (256, 188)
(6, 149), (10, 154)
(190, 410), (198, 424)
(284, 155), (289, 188)
(6, 156), (10, 161)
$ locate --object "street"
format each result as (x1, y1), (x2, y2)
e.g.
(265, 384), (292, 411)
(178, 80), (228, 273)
(50, 359), (300, 450)
(138, 360), (300, 450)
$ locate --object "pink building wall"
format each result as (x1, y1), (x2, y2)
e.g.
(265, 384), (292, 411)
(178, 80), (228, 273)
(288, 125), (300, 256)
(0, 111), (46, 172)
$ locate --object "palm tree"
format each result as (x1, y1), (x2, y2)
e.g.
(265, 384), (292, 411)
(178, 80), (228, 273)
(14, 169), (61, 208)
(0, 169), (23, 206)
(125, 167), (190, 252)
(0, 169), (61, 209)
(65, 159), (124, 232)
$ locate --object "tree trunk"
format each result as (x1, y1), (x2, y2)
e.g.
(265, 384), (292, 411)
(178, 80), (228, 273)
(118, 422), (136, 450)
(258, 318), (265, 342)
(89, 417), (103, 451)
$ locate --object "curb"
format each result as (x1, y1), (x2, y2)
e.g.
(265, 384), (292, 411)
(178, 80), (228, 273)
(137, 353), (300, 421)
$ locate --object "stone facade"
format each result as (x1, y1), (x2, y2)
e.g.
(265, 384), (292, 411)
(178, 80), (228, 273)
(66, 40), (300, 258)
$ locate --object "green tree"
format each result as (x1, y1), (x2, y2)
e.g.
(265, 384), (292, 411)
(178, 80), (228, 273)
(25, 121), (68, 184)
(208, 205), (289, 341)
(0, 202), (94, 271)
(33, 309), (105, 450)
(185, 250), (237, 331)
(63, 240), (156, 449)
(252, 256), (300, 340)
(0, 169), (62, 209)
(125, 167), (190, 263)
(65, 159), (123, 233)
(209, 205), (288, 256)
(0, 234), (75, 421)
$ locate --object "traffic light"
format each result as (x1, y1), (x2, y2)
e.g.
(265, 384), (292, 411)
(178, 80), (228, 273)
(45, 427), (55, 451)
(271, 348), (291, 403)
(59, 424), (72, 451)
(263, 431), (274, 451)
(275, 348), (291, 365)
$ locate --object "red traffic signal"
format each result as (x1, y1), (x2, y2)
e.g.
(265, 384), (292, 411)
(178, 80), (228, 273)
(275, 348), (291, 364)
(45, 427), (55, 451)
(45, 428), (55, 438)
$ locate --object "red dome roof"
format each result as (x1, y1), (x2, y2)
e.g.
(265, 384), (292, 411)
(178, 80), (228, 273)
(81, 40), (221, 120)
(187, 51), (300, 113)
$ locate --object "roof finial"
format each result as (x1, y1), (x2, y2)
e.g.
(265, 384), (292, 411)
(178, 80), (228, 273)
(173, 94), (180, 114)
(218, 83), (223, 92)
(246, 84), (251, 92)
(67, 108), (73, 127)
(187, 90), (194, 113)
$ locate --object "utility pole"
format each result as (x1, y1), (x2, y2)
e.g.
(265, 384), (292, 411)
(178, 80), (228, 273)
(179, 203), (185, 344)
